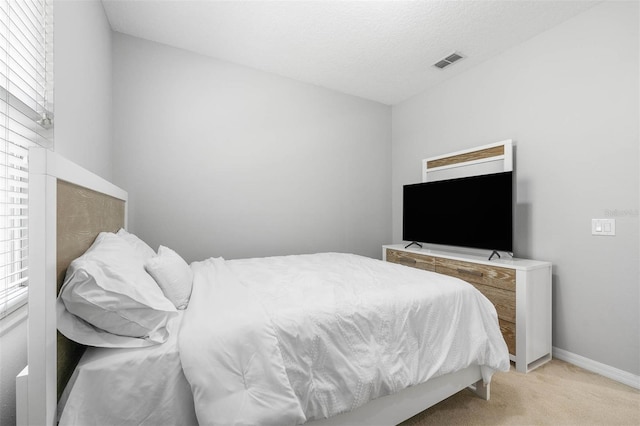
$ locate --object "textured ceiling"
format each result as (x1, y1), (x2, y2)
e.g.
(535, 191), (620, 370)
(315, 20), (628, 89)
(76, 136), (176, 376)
(101, 0), (601, 105)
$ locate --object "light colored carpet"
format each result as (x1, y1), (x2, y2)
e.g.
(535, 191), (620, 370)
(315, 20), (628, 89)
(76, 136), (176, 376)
(400, 359), (640, 426)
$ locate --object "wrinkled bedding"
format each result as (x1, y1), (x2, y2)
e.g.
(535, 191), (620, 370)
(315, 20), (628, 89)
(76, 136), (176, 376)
(57, 312), (197, 426)
(179, 253), (510, 425)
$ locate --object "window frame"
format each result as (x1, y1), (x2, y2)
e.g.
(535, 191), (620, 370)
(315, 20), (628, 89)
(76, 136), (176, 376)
(0, 0), (53, 321)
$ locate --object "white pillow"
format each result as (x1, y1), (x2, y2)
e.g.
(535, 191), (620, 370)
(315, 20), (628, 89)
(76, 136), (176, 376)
(145, 246), (193, 310)
(117, 228), (156, 260)
(57, 232), (177, 348)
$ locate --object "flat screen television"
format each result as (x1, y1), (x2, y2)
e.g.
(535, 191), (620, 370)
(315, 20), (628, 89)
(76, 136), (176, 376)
(403, 171), (513, 252)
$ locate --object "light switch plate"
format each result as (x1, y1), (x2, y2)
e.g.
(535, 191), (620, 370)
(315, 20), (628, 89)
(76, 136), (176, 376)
(592, 219), (615, 236)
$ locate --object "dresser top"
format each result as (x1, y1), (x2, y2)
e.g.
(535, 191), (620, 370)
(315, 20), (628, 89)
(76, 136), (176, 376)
(383, 244), (552, 271)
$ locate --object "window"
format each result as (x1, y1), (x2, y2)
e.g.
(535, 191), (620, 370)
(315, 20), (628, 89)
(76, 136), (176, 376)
(0, 0), (53, 320)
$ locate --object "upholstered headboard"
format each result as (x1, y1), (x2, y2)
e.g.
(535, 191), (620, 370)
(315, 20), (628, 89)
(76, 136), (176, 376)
(55, 180), (126, 398)
(23, 148), (128, 426)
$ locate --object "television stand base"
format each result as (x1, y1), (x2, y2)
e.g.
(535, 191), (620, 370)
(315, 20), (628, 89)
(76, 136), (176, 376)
(404, 241), (423, 249)
(488, 250), (501, 261)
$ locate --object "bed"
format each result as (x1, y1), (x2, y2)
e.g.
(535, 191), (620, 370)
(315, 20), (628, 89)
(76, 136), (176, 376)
(22, 148), (510, 426)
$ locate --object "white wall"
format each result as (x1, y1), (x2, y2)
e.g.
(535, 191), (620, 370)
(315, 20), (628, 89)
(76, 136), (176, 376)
(392, 1), (639, 376)
(0, 313), (27, 426)
(112, 34), (391, 262)
(0, 1), (113, 425)
(53, 0), (113, 180)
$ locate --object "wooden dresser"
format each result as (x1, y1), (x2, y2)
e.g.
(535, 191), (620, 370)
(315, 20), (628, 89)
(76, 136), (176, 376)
(383, 244), (552, 373)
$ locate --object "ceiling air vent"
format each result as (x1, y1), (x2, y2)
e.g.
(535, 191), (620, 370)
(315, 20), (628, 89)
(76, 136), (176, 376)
(433, 52), (465, 69)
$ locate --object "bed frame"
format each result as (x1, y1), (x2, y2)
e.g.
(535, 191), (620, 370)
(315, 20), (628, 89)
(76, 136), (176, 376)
(18, 148), (489, 426)
(309, 366), (487, 425)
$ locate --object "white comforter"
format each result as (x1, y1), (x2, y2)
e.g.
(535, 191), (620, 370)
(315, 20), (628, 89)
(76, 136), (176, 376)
(179, 253), (510, 425)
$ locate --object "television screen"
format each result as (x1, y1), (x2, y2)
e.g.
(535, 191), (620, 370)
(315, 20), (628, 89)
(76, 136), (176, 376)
(403, 171), (513, 252)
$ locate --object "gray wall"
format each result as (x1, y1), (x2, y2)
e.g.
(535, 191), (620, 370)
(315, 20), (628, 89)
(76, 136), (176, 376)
(0, 315), (27, 426)
(0, 1), (114, 425)
(53, 0), (113, 180)
(112, 34), (391, 263)
(391, 1), (639, 376)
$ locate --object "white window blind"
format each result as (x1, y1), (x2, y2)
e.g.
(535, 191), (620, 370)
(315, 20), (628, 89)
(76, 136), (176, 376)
(0, 0), (53, 320)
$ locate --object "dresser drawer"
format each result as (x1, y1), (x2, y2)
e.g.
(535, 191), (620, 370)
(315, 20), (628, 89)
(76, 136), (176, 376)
(499, 319), (516, 355)
(386, 248), (435, 272)
(473, 282), (516, 323)
(435, 258), (516, 292)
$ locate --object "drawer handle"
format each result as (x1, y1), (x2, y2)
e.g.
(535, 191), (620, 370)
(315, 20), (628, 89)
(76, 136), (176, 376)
(456, 268), (483, 277)
(400, 257), (417, 265)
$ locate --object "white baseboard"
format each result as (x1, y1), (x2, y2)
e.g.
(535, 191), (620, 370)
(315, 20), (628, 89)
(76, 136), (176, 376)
(553, 347), (640, 390)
